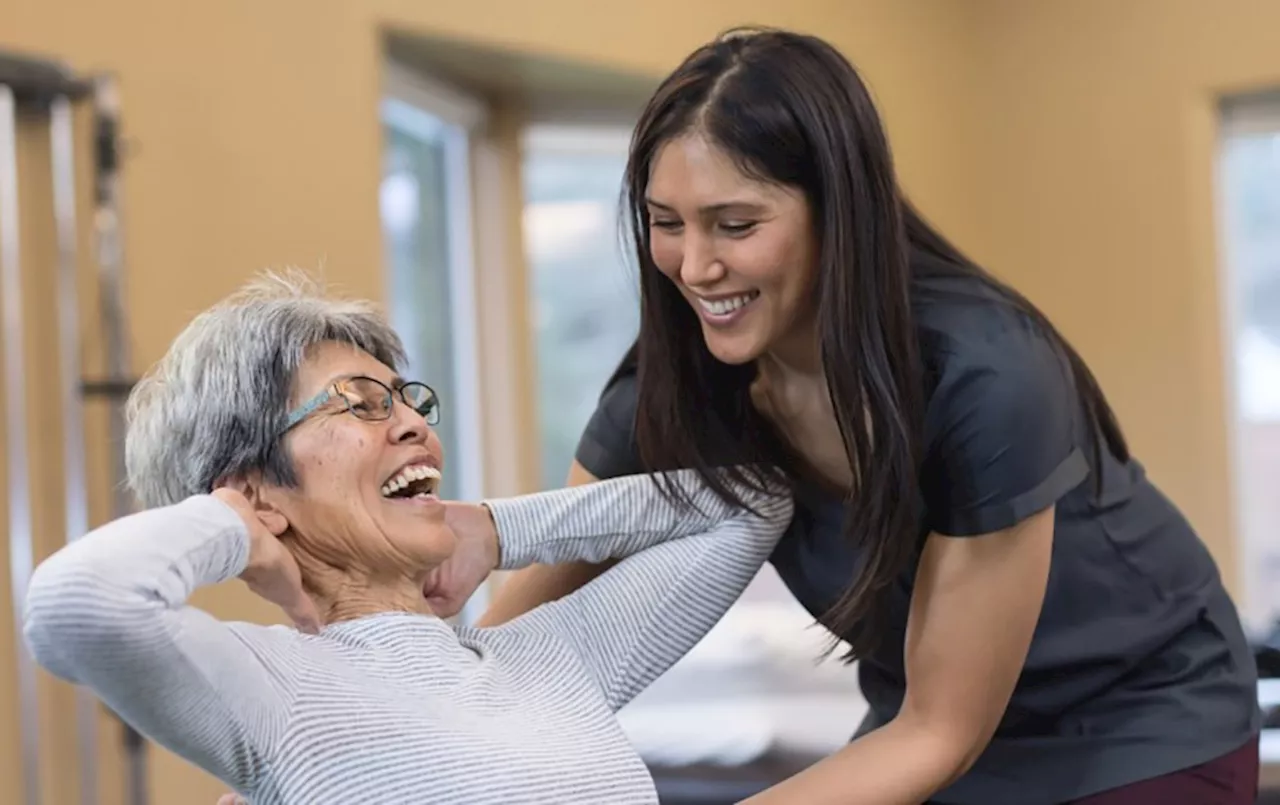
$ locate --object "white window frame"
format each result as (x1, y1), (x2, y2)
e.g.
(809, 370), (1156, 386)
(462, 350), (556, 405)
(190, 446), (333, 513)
(1216, 91), (1280, 631)
(380, 62), (489, 620)
(381, 62), (486, 506)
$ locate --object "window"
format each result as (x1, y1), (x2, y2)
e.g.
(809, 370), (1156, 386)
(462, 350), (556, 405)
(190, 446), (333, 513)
(521, 124), (639, 488)
(379, 65), (486, 617)
(1219, 93), (1280, 631)
(380, 64), (484, 502)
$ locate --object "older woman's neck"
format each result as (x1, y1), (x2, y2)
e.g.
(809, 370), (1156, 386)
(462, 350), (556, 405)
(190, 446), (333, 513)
(309, 570), (433, 625)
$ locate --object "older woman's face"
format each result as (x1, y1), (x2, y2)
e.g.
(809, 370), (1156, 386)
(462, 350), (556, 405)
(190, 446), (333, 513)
(266, 341), (454, 579)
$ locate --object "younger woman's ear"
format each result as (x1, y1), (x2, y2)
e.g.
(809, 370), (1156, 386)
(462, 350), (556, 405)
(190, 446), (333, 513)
(213, 474), (290, 537)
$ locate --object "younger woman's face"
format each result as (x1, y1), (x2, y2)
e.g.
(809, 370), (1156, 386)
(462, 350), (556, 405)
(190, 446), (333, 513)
(646, 133), (818, 366)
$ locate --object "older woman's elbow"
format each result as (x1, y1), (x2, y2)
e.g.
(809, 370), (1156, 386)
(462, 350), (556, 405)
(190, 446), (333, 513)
(23, 560), (116, 683)
(23, 566), (76, 677)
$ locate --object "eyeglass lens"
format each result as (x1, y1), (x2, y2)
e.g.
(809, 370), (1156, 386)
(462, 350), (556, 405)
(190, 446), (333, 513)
(336, 377), (439, 426)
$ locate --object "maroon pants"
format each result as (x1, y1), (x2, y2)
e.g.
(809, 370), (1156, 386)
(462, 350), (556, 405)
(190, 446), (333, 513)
(1066, 735), (1260, 804)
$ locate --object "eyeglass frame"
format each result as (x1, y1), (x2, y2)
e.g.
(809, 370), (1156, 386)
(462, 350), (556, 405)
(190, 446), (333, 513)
(283, 375), (440, 432)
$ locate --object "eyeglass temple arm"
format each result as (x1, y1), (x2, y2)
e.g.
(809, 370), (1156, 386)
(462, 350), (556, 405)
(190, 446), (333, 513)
(284, 389), (333, 430)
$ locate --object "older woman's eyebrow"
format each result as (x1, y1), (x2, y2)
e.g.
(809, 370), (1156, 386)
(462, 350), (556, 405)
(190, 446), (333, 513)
(313, 373), (356, 392)
(320, 372), (402, 388)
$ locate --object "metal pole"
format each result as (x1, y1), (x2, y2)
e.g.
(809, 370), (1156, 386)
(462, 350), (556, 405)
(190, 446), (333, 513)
(51, 92), (101, 805)
(1, 49), (139, 805)
(91, 75), (146, 805)
(0, 83), (43, 805)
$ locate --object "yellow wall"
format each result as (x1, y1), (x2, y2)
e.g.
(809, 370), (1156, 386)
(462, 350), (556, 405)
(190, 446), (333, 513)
(1, 0), (1277, 802)
(0, 0), (983, 362)
(969, 0), (1280, 589)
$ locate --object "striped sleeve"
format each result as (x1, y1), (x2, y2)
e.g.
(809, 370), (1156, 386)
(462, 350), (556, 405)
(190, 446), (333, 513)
(484, 471), (794, 711)
(22, 496), (294, 796)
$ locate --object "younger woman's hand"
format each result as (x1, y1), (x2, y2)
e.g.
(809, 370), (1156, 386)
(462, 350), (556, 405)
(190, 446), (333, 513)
(211, 488), (321, 634)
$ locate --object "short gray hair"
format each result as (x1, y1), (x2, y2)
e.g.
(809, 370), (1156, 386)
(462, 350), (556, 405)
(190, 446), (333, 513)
(125, 270), (407, 508)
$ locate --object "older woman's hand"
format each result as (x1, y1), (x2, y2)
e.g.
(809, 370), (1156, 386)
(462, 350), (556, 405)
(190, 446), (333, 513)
(422, 502), (499, 618)
(211, 488), (322, 634)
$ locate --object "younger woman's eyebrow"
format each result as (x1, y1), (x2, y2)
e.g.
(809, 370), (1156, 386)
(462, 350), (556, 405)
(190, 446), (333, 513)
(645, 197), (768, 214)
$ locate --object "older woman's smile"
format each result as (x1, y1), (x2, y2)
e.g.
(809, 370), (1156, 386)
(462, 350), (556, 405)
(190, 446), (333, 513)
(380, 462), (442, 503)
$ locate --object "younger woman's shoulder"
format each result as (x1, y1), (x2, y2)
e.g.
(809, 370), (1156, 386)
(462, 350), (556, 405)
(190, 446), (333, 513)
(911, 266), (1090, 535)
(911, 262), (1069, 390)
(574, 356), (644, 480)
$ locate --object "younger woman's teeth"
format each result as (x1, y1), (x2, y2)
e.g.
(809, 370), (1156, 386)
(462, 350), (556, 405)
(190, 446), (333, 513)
(697, 292), (758, 316)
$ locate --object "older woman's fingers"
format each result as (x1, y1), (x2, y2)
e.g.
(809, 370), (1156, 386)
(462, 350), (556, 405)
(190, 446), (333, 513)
(280, 558), (322, 634)
(216, 794), (246, 805)
(239, 536), (323, 634)
(285, 593), (322, 635)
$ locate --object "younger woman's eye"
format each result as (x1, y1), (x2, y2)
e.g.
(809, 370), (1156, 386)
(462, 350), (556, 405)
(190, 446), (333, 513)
(720, 221), (757, 236)
(650, 219), (683, 231)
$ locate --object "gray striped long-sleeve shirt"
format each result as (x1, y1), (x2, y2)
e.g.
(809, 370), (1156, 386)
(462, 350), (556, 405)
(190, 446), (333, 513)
(23, 470), (793, 804)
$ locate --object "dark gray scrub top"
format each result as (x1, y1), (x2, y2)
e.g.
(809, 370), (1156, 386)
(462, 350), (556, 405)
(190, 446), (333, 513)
(574, 252), (1260, 804)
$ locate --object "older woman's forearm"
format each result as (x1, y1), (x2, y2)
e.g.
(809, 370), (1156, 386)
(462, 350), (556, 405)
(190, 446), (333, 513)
(477, 561), (613, 627)
(25, 497), (252, 677)
(483, 470), (789, 570)
(486, 470), (793, 712)
(478, 459), (614, 628)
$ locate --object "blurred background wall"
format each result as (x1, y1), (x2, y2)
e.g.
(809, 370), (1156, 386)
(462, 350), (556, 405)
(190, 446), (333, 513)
(0, 0), (1277, 802)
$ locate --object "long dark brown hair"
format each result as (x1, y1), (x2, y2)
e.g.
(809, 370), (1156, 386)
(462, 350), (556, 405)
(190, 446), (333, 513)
(622, 27), (1128, 659)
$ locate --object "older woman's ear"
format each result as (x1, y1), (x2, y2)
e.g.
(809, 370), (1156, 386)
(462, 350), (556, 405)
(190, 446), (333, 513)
(212, 474), (290, 537)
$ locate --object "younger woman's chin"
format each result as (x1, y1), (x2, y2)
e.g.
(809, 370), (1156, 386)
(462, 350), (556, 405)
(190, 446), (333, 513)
(702, 333), (768, 366)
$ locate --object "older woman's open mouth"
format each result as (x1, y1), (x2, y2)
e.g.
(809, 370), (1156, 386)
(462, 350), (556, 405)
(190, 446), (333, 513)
(381, 464), (442, 502)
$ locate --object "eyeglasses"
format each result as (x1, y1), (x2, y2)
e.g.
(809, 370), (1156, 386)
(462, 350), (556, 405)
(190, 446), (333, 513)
(284, 376), (440, 432)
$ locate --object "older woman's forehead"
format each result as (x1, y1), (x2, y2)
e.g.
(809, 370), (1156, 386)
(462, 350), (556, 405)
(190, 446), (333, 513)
(297, 342), (399, 391)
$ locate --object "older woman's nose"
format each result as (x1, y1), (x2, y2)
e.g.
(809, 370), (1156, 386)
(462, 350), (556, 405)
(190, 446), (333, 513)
(387, 402), (430, 444)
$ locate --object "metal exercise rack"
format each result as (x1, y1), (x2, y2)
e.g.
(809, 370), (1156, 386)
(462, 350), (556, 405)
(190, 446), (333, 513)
(0, 48), (143, 805)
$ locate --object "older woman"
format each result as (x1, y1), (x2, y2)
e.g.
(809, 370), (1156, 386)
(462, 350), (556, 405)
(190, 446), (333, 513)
(23, 272), (792, 805)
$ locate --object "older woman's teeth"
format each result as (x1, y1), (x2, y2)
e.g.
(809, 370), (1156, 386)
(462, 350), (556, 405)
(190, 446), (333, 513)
(381, 465), (441, 498)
